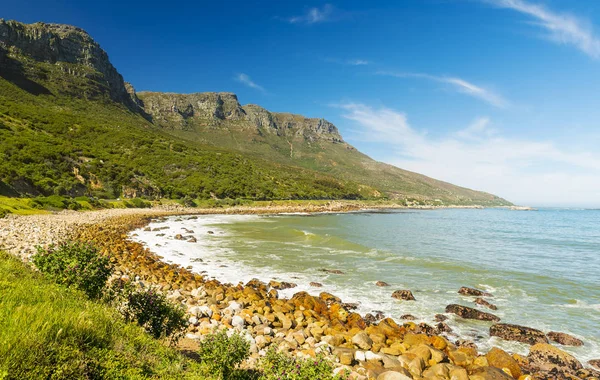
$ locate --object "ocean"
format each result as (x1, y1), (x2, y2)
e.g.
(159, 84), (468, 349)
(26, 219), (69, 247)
(130, 208), (600, 363)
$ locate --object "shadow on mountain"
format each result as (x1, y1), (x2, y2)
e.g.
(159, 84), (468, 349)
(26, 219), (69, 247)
(0, 49), (52, 96)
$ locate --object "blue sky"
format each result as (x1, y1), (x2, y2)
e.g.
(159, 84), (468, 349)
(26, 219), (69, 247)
(4, 0), (600, 206)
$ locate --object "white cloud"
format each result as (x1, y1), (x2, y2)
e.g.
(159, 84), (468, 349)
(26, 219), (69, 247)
(287, 4), (335, 24)
(377, 72), (509, 108)
(338, 103), (600, 206)
(486, 0), (600, 59)
(235, 73), (265, 93)
(325, 57), (371, 66)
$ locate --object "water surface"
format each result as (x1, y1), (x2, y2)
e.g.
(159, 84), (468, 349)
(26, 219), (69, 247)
(131, 208), (600, 362)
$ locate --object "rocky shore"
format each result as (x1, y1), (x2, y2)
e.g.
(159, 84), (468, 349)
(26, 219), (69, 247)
(1, 205), (599, 380)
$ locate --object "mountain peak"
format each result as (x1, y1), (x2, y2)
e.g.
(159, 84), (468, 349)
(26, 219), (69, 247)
(0, 19), (137, 109)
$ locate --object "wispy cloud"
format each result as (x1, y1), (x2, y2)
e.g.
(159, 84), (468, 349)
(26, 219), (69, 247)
(377, 71), (509, 108)
(337, 102), (600, 206)
(286, 4), (335, 24)
(485, 0), (600, 59)
(325, 57), (371, 66)
(235, 73), (265, 93)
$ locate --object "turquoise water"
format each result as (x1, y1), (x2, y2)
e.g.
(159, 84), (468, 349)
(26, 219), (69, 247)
(133, 208), (600, 362)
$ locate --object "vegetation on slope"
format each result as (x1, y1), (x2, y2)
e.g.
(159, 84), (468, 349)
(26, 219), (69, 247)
(0, 251), (206, 379)
(0, 76), (368, 201)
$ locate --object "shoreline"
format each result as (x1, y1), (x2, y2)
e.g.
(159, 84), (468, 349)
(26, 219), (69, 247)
(1, 205), (596, 379)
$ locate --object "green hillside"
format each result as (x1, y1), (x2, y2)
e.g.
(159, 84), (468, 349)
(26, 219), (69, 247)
(0, 19), (511, 206)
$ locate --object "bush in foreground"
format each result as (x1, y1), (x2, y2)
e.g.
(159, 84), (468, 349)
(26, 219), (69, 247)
(0, 251), (206, 379)
(197, 329), (251, 379)
(117, 285), (188, 344)
(32, 242), (112, 299)
(259, 349), (348, 380)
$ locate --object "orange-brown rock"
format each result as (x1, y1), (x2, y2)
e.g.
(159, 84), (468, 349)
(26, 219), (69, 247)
(486, 347), (522, 379)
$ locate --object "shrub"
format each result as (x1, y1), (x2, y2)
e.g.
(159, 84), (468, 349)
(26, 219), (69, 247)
(129, 197), (152, 208)
(31, 242), (112, 299)
(259, 349), (348, 380)
(119, 287), (187, 344)
(197, 329), (250, 379)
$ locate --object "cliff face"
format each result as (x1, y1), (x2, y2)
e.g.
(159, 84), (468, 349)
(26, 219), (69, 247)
(137, 91), (344, 143)
(0, 19), (137, 108)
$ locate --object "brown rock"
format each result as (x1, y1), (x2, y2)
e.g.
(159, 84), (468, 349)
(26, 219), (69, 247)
(490, 323), (548, 345)
(546, 331), (583, 347)
(309, 282), (322, 287)
(352, 331), (373, 350)
(401, 314), (416, 320)
(319, 292), (341, 305)
(589, 359), (600, 370)
(469, 366), (513, 379)
(445, 304), (500, 322)
(486, 347), (522, 379)
(376, 281), (390, 287)
(174, 234), (184, 240)
(528, 343), (583, 374)
(320, 268), (344, 274)
(391, 290), (415, 301)
(458, 286), (492, 297)
(475, 297), (498, 310)
(435, 313), (448, 322)
(269, 280), (297, 290)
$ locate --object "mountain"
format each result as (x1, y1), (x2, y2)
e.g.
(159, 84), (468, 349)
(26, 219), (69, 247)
(0, 19), (511, 206)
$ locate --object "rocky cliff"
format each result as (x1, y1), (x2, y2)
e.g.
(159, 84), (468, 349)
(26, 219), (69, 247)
(0, 19), (138, 109)
(137, 91), (344, 143)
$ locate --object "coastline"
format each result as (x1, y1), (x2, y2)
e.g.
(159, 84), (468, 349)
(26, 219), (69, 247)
(1, 204), (596, 379)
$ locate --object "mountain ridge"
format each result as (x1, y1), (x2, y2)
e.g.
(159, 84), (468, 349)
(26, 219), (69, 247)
(0, 19), (511, 206)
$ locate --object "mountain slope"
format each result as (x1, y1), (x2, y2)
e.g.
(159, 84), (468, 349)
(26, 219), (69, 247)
(0, 19), (511, 205)
(138, 92), (509, 205)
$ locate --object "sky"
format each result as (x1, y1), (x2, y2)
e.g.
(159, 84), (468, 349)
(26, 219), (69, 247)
(4, 0), (600, 207)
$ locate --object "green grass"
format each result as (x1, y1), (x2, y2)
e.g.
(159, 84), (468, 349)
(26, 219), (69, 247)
(0, 251), (211, 379)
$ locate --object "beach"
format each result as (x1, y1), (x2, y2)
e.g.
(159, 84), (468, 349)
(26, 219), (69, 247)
(1, 205), (599, 379)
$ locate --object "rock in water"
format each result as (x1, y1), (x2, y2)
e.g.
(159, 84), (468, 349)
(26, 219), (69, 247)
(458, 286), (492, 297)
(527, 343), (583, 374)
(391, 290), (415, 301)
(589, 359), (600, 370)
(489, 323), (548, 345)
(445, 304), (500, 322)
(376, 281), (390, 287)
(546, 331), (584, 346)
(475, 297), (498, 310)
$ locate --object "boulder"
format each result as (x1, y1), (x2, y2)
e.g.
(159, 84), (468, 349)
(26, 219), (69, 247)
(435, 314), (448, 322)
(486, 347), (522, 379)
(320, 292), (342, 305)
(489, 323), (548, 345)
(376, 370), (412, 380)
(445, 304), (500, 322)
(589, 359), (600, 370)
(352, 331), (374, 350)
(546, 331), (583, 347)
(269, 280), (297, 290)
(401, 314), (416, 320)
(528, 343), (583, 374)
(174, 234), (184, 240)
(309, 282), (322, 287)
(468, 367), (513, 379)
(376, 281), (390, 287)
(458, 286), (492, 297)
(391, 290), (415, 301)
(475, 297), (498, 310)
